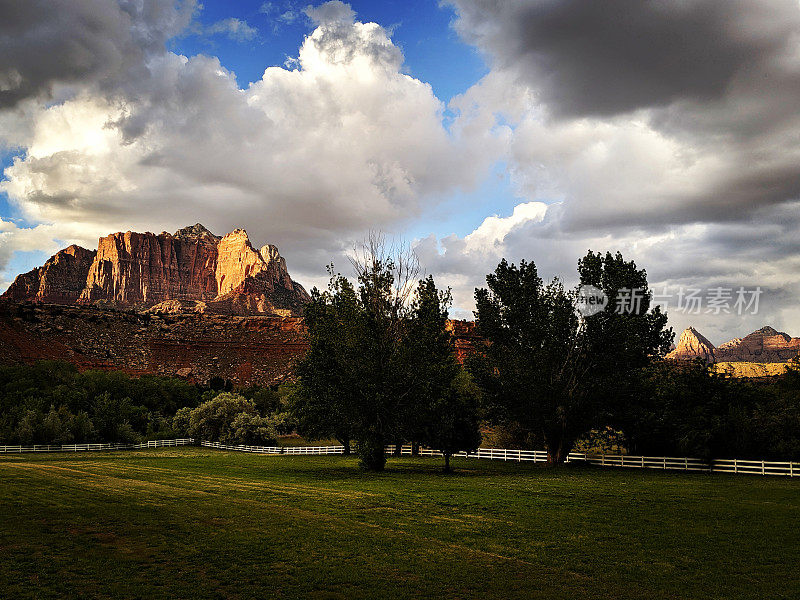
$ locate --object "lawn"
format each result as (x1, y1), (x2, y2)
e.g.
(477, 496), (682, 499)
(1, 448), (798, 599)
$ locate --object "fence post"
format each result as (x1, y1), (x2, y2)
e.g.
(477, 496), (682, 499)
(762, 460), (765, 476)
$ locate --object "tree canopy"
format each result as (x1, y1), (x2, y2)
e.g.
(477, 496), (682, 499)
(469, 252), (673, 464)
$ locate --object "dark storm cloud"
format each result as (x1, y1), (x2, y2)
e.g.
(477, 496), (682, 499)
(449, 0), (800, 119)
(0, 0), (195, 108)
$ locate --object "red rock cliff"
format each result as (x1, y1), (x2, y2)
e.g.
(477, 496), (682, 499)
(667, 325), (800, 363)
(2, 223), (311, 315)
(3, 245), (97, 304)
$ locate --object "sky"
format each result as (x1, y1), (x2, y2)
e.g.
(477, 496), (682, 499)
(1, 0), (800, 344)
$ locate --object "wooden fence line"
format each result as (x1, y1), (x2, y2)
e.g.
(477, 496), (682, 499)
(1, 439), (797, 477)
(0, 438), (195, 454)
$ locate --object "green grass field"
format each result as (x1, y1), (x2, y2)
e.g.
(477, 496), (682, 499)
(1, 448), (798, 600)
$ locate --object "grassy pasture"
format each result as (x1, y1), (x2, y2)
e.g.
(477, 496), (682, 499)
(1, 448), (798, 599)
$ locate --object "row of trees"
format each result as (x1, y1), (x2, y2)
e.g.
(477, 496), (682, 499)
(290, 242), (672, 471)
(292, 242), (800, 470)
(3, 244), (798, 468)
(617, 358), (800, 460)
(0, 362), (294, 446)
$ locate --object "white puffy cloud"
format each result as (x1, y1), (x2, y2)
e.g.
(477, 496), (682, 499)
(1, 1), (501, 291)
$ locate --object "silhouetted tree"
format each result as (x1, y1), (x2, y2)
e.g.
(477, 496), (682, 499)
(470, 252), (672, 464)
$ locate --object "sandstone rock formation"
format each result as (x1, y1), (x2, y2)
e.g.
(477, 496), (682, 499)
(2, 245), (97, 305)
(667, 325), (800, 363)
(666, 326), (716, 361)
(2, 224), (311, 315)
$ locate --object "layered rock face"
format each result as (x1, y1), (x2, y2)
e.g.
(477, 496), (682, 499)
(667, 325), (800, 363)
(717, 326), (800, 362)
(79, 227), (219, 305)
(2, 224), (310, 315)
(3, 245), (97, 305)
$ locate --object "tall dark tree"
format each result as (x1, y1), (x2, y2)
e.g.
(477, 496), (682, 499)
(407, 276), (481, 471)
(421, 370), (482, 472)
(469, 252), (672, 464)
(291, 272), (360, 455)
(294, 237), (419, 471)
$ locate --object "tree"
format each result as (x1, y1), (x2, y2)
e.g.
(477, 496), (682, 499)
(230, 413), (278, 446)
(469, 253), (672, 464)
(407, 276), (481, 471)
(421, 370), (482, 472)
(292, 270), (360, 455)
(294, 235), (420, 471)
(187, 393), (257, 443)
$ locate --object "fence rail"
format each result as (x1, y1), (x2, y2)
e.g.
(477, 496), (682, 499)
(2, 438), (797, 477)
(0, 438), (195, 454)
(200, 441), (345, 455)
(712, 458), (799, 477)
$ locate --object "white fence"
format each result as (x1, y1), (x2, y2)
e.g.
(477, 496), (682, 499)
(200, 441), (345, 455)
(0, 438), (195, 454)
(584, 454), (709, 472)
(712, 458), (799, 477)
(411, 447), (795, 476)
(2, 438), (798, 477)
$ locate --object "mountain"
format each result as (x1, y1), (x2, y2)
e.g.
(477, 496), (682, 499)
(667, 325), (800, 363)
(2, 245), (97, 305)
(666, 326), (716, 361)
(2, 224), (311, 316)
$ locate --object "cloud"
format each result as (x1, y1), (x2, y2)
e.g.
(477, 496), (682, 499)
(205, 18), (258, 42)
(415, 200), (800, 343)
(304, 1), (355, 26)
(430, 0), (800, 337)
(0, 1), (501, 293)
(447, 0), (800, 119)
(0, 0), (197, 109)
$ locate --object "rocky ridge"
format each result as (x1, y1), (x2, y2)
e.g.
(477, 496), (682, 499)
(2, 224), (310, 315)
(0, 303), (479, 386)
(667, 325), (800, 363)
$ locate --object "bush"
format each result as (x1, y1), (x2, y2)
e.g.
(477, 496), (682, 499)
(187, 393), (257, 442)
(229, 413), (278, 446)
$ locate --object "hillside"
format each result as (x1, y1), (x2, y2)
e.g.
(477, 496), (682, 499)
(0, 303), (307, 386)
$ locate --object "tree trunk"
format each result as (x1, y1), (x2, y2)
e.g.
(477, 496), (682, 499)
(340, 438), (351, 455)
(411, 442), (420, 456)
(357, 434), (386, 471)
(443, 452), (451, 473)
(545, 432), (570, 466)
(393, 442), (402, 456)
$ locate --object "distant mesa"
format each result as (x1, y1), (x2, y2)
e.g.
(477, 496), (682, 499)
(667, 325), (800, 364)
(1, 223), (311, 316)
